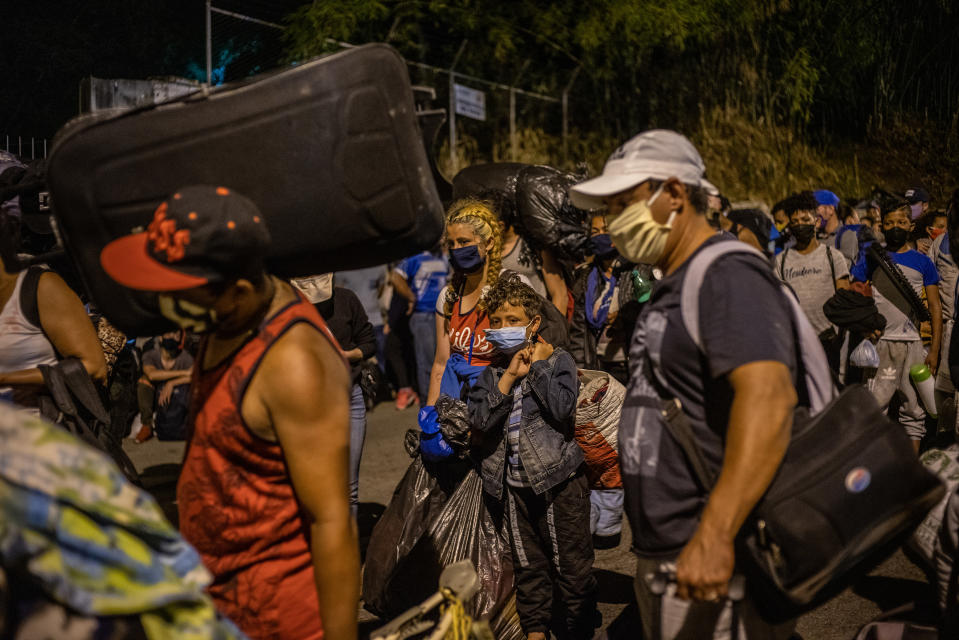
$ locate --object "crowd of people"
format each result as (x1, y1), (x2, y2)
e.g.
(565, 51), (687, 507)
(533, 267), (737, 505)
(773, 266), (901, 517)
(1, 130), (958, 640)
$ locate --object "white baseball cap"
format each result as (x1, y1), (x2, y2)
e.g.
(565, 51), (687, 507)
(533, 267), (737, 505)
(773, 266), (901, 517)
(569, 129), (718, 210)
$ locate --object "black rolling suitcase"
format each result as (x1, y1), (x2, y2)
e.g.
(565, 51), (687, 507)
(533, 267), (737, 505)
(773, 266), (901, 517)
(46, 44), (444, 336)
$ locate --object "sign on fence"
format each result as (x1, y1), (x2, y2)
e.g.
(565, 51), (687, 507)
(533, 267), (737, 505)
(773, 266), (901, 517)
(453, 83), (486, 121)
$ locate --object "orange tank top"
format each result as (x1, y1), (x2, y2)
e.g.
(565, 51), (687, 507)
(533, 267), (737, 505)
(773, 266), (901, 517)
(176, 292), (344, 640)
(447, 297), (494, 367)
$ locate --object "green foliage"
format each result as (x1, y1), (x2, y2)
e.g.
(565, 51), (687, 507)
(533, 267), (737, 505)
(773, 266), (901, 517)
(282, 0), (959, 196)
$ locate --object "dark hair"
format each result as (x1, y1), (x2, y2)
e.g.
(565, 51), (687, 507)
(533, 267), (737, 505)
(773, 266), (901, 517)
(771, 198), (788, 217)
(838, 202), (858, 225)
(880, 198), (910, 221)
(482, 272), (542, 319)
(476, 188), (517, 230)
(780, 191), (819, 217)
(206, 259), (268, 295)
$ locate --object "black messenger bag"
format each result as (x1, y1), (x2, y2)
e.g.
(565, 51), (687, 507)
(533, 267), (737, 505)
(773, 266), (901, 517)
(662, 242), (944, 621)
(46, 44), (444, 336)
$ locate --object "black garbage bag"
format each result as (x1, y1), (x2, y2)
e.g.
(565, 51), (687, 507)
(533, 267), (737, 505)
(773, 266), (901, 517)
(363, 463), (516, 623)
(425, 470), (515, 619)
(514, 165), (589, 265)
(362, 455), (470, 616)
(434, 395), (470, 452)
(452, 163), (590, 269)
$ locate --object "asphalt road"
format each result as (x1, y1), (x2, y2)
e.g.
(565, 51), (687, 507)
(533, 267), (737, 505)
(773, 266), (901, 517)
(125, 401), (938, 639)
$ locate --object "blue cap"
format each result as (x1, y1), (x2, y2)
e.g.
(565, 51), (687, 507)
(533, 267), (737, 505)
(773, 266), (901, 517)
(814, 189), (840, 207)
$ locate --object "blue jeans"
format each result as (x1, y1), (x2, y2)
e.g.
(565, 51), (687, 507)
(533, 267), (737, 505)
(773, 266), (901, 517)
(349, 384), (367, 518)
(409, 311), (437, 398)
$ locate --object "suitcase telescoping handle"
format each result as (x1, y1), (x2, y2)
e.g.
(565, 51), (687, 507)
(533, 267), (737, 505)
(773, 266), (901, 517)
(644, 564), (746, 602)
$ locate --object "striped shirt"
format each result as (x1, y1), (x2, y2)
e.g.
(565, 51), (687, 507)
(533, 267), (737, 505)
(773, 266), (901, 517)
(505, 384), (530, 487)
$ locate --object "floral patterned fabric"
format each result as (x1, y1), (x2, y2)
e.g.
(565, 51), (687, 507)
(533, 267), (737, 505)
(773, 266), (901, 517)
(0, 401), (246, 640)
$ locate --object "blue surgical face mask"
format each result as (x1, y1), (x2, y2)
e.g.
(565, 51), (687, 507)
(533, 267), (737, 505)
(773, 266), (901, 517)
(588, 233), (617, 258)
(485, 319), (534, 353)
(449, 244), (485, 273)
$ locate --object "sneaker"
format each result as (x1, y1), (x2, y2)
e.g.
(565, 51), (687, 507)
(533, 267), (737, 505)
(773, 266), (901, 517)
(134, 423), (154, 444)
(394, 387), (416, 411)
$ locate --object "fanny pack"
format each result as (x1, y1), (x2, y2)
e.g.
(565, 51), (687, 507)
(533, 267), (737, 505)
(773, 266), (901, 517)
(661, 241), (944, 621)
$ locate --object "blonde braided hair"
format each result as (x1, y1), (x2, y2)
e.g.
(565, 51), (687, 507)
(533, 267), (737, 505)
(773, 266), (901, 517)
(443, 198), (504, 318)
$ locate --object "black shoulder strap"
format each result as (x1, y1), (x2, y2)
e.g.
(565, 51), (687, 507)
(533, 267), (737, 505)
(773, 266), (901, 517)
(659, 397), (717, 492)
(19, 265), (49, 328)
(779, 248), (789, 280)
(60, 358), (110, 425)
(824, 245), (837, 291)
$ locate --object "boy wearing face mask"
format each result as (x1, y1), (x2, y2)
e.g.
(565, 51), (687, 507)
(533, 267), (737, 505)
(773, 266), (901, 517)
(774, 191), (850, 369)
(469, 274), (597, 640)
(135, 330), (193, 442)
(868, 202), (942, 450)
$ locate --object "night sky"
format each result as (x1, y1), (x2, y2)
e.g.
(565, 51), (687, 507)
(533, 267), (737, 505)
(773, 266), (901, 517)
(2, 1), (304, 142)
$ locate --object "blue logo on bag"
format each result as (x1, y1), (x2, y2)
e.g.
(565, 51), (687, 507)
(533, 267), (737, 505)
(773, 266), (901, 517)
(844, 467), (871, 493)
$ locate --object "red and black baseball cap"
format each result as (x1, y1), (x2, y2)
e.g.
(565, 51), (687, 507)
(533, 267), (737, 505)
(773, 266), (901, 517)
(100, 185), (271, 292)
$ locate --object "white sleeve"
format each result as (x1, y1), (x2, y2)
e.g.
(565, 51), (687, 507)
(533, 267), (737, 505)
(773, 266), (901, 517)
(435, 285), (449, 315)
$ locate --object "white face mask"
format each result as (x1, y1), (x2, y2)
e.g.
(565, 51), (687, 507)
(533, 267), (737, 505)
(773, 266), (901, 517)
(607, 185), (678, 265)
(292, 273), (333, 304)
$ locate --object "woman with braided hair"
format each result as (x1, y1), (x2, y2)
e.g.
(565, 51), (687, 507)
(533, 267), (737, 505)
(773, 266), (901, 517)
(425, 198), (505, 406)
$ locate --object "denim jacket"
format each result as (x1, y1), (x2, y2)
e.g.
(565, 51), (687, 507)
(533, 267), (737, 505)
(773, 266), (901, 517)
(469, 347), (583, 498)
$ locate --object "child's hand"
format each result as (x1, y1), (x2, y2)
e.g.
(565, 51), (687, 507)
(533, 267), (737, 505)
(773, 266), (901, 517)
(508, 345), (534, 379)
(531, 341), (554, 363)
(498, 345), (533, 394)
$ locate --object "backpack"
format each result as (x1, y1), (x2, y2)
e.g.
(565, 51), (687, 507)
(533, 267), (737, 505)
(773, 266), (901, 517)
(37, 358), (140, 486)
(659, 241), (944, 621)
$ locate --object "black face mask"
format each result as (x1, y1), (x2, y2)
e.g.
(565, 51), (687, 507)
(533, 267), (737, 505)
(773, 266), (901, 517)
(884, 227), (910, 251)
(161, 338), (181, 354)
(790, 224), (816, 246)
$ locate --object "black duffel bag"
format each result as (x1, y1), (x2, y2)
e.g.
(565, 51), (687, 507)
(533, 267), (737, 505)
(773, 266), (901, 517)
(660, 241), (945, 621)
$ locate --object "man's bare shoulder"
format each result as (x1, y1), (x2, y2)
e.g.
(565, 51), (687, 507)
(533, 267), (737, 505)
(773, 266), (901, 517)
(258, 322), (349, 394)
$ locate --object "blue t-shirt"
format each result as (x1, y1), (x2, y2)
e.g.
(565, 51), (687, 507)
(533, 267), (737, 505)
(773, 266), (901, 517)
(395, 252), (448, 313)
(876, 249), (940, 341)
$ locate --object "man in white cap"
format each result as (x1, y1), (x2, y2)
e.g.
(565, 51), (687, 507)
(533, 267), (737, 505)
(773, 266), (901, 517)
(570, 130), (799, 638)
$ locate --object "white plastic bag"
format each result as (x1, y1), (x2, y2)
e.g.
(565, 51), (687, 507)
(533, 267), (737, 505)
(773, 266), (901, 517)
(850, 338), (880, 368)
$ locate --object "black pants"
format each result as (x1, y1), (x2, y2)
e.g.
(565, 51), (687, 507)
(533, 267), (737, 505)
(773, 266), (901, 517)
(505, 472), (597, 639)
(384, 315), (416, 391)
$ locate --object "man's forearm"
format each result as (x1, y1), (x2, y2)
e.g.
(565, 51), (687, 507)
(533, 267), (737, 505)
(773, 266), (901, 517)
(311, 519), (359, 640)
(146, 368), (192, 382)
(698, 383), (795, 541)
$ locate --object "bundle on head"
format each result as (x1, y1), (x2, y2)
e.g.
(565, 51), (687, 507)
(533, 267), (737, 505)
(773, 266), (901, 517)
(443, 198), (504, 318)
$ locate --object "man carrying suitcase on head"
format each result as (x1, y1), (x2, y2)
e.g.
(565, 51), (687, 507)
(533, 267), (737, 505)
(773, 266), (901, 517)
(569, 131), (800, 639)
(100, 185), (359, 640)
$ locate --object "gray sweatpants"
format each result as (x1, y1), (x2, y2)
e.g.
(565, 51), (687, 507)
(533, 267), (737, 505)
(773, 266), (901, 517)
(866, 340), (927, 440)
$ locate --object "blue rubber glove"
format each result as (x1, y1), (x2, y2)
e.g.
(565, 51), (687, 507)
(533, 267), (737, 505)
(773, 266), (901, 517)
(418, 405), (454, 461)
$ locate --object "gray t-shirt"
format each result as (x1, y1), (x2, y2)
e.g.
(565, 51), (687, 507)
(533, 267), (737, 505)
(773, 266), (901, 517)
(501, 237), (547, 299)
(775, 244), (849, 335)
(142, 348), (193, 373)
(930, 233), (957, 323)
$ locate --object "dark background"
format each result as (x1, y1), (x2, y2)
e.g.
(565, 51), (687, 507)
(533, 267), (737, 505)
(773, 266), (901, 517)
(1, 0), (303, 140)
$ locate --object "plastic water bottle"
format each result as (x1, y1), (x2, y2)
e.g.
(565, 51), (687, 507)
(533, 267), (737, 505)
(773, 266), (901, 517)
(910, 364), (938, 419)
(631, 269), (652, 303)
